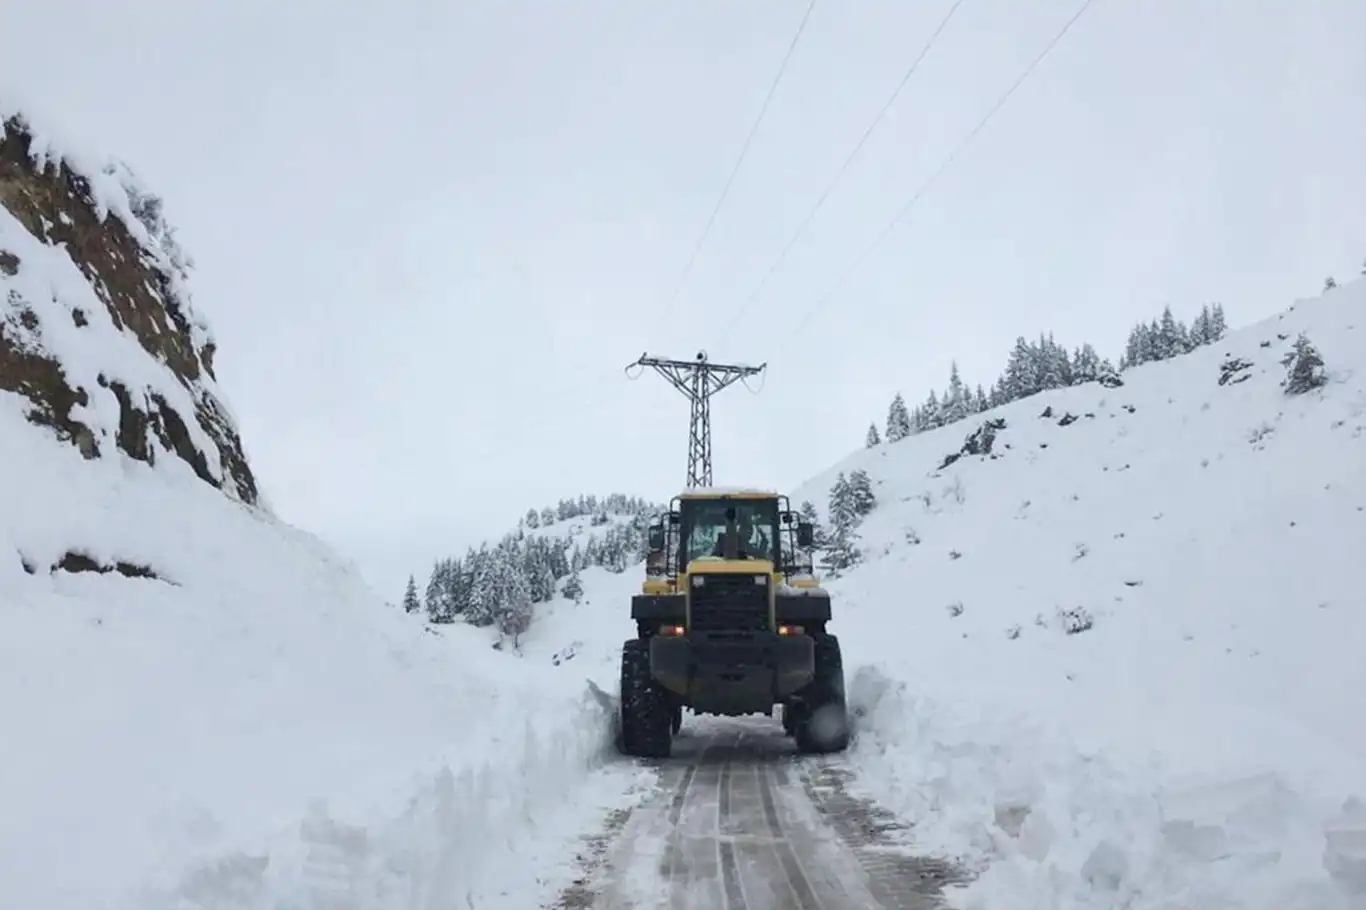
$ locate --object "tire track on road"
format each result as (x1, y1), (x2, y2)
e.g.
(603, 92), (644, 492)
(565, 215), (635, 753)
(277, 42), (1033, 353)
(756, 761), (823, 909)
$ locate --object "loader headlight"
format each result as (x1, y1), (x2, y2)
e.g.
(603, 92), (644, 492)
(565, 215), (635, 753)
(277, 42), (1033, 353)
(754, 575), (767, 585)
(692, 575), (705, 587)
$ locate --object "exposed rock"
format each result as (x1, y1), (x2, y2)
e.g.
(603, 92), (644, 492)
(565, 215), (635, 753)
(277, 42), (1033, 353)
(0, 112), (258, 504)
(52, 550), (164, 582)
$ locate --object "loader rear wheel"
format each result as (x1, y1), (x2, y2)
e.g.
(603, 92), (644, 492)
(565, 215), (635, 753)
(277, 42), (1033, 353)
(619, 639), (673, 758)
(794, 634), (849, 754)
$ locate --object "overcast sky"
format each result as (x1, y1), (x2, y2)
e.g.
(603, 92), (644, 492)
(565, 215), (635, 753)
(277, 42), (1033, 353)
(3, 0), (1364, 598)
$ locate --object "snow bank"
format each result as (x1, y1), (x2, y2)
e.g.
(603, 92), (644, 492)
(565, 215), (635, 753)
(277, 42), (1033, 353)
(800, 279), (1366, 907)
(0, 108), (643, 908)
(848, 667), (1362, 909)
(0, 390), (649, 909)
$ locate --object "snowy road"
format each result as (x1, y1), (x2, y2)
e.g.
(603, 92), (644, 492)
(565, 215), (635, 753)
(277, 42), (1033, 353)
(555, 717), (967, 910)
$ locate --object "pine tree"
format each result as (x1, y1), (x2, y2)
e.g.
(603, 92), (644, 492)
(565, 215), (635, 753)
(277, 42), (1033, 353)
(798, 499), (826, 549)
(1190, 304), (1212, 347)
(886, 393), (912, 441)
(940, 362), (967, 423)
(922, 389), (943, 429)
(1325, 275), (1338, 292)
(846, 469), (876, 516)
(1072, 343), (1101, 384)
(1209, 303), (1227, 341)
(402, 574), (421, 614)
(822, 473), (861, 573)
(974, 384), (988, 413)
(524, 508), (540, 529)
(562, 567), (584, 602)
(1284, 333), (1327, 394)
(1158, 306), (1191, 360)
(865, 423), (880, 447)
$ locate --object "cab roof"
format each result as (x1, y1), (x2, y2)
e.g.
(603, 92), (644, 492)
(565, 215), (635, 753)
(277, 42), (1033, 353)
(676, 486), (780, 500)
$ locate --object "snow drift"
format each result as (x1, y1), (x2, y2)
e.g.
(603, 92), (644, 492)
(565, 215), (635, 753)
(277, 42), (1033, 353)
(0, 106), (641, 910)
(797, 279), (1366, 908)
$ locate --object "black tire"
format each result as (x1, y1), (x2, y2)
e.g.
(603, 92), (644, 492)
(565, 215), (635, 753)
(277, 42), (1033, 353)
(781, 702), (802, 736)
(619, 639), (673, 758)
(794, 634), (850, 754)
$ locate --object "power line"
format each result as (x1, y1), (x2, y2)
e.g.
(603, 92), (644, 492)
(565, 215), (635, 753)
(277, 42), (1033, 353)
(648, 0), (820, 343)
(720, 0), (970, 335)
(776, 0), (1100, 353)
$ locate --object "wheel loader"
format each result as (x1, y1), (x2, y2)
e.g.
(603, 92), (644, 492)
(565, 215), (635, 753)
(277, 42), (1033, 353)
(618, 488), (849, 758)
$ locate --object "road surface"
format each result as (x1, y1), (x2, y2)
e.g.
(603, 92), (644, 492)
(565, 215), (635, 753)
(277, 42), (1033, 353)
(554, 716), (968, 910)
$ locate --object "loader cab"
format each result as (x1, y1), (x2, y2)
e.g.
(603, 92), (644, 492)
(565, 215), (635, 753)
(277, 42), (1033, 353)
(643, 489), (815, 588)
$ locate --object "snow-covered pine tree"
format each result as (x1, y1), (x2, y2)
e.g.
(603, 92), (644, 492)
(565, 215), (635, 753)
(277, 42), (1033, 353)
(847, 469), (876, 517)
(798, 499), (826, 549)
(974, 384), (988, 413)
(403, 574), (421, 614)
(1209, 303), (1227, 341)
(922, 389), (943, 429)
(562, 567), (584, 602)
(865, 423), (880, 447)
(886, 393), (912, 441)
(1157, 305), (1188, 359)
(1325, 275), (1338, 291)
(1284, 333), (1327, 394)
(822, 473), (861, 573)
(942, 362), (970, 423)
(1190, 304), (1212, 347)
(1072, 343), (1101, 384)
(424, 562), (443, 620)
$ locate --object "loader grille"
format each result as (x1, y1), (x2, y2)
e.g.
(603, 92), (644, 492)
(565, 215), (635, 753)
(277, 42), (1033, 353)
(689, 573), (769, 632)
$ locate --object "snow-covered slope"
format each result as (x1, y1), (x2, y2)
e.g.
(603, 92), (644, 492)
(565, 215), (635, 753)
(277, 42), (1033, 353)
(795, 279), (1366, 908)
(0, 110), (643, 910)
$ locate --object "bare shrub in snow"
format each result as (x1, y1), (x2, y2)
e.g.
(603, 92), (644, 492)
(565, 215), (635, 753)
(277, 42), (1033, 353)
(1247, 422), (1275, 447)
(1072, 543), (1089, 561)
(944, 475), (965, 504)
(1283, 333), (1327, 394)
(903, 527), (921, 545)
(946, 601), (964, 618)
(1058, 606), (1094, 635)
(1006, 624), (1022, 640)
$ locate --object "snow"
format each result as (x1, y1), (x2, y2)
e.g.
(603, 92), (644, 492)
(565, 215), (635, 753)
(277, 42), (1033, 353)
(793, 277), (1366, 908)
(0, 116), (647, 909)
(9, 98), (1366, 909)
(0, 390), (658, 909)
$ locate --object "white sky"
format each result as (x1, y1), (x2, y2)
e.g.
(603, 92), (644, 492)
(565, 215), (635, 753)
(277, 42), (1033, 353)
(3, 0), (1364, 598)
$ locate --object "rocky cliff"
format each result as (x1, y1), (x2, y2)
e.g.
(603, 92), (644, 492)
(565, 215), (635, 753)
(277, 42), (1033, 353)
(0, 111), (258, 504)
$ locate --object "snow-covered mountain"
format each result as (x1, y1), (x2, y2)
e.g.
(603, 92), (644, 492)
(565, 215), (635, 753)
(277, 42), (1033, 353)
(0, 107), (644, 910)
(529, 279), (1366, 908)
(785, 277), (1366, 908)
(8, 96), (1365, 910)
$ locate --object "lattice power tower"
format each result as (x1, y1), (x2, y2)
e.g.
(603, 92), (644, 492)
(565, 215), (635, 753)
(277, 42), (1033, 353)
(627, 351), (766, 489)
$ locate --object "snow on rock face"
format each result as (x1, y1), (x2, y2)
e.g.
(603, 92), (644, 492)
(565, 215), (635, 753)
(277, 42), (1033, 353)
(0, 111), (257, 504)
(799, 278), (1366, 908)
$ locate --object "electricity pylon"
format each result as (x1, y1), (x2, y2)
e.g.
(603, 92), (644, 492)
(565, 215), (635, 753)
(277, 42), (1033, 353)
(627, 351), (765, 489)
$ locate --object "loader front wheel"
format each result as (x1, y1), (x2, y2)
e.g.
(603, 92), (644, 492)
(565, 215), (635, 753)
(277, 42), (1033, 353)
(794, 634), (850, 754)
(619, 639), (673, 758)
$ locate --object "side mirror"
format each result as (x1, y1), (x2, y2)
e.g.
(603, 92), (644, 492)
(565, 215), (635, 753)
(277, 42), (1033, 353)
(780, 510), (794, 525)
(796, 522), (814, 548)
(647, 525), (665, 551)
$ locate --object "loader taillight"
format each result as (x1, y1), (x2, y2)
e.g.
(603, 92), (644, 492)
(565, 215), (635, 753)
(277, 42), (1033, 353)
(660, 624), (686, 636)
(777, 624), (804, 636)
